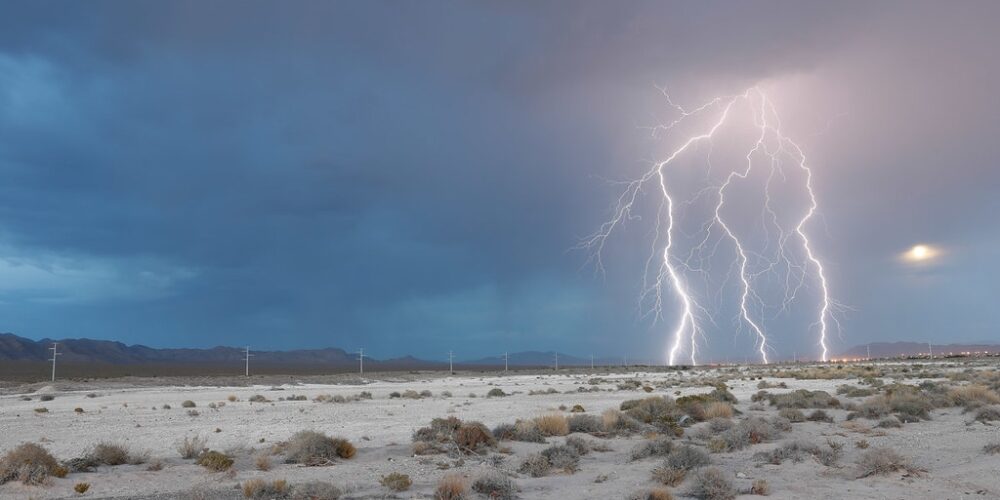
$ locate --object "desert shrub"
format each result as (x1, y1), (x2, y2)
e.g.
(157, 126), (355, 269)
(455, 422), (496, 452)
(778, 408), (805, 422)
(570, 404), (586, 412)
(651, 464), (686, 486)
(181, 400), (196, 408)
(541, 444), (580, 473)
(0, 443), (64, 485)
(974, 406), (1000, 422)
(242, 479), (289, 499)
(40, 394), (55, 402)
(628, 488), (674, 500)
(487, 388), (507, 397)
(761, 390), (839, 409)
(34, 407), (48, 413)
(665, 444), (711, 470)
(703, 402), (734, 420)
(471, 469), (516, 500)
(227, 395), (238, 402)
(686, 467), (735, 500)
(750, 479), (770, 495)
(291, 481), (342, 500)
(710, 416), (784, 452)
(402, 390), (422, 399)
(623, 396), (686, 432)
(518, 453), (551, 477)
(752, 440), (841, 466)
(177, 435), (208, 459)
(860, 396), (891, 419)
(630, 436), (674, 461)
(982, 442), (1000, 455)
(435, 474), (468, 500)
(567, 414), (602, 434)
(89, 442), (146, 465)
(877, 416), (902, 428)
(856, 447), (912, 478)
(534, 414), (569, 436)
(807, 410), (833, 423)
(564, 436), (590, 455)
(602, 409), (650, 435)
(285, 431), (355, 464)
(255, 453), (272, 471)
(757, 380), (787, 390)
(837, 385), (876, 398)
(389, 391), (401, 398)
(380, 472), (412, 492)
(74, 482), (90, 493)
(196, 450), (233, 471)
(248, 394), (268, 403)
(420, 390), (433, 398)
(74, 407), (84, 414)
(948, 385), (1000, 407)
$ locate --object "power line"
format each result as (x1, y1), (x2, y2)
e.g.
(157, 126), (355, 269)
(448, 350), (454, 374)
(503, 352), (508, 373)
(358, 347), (365, 375)
(244, 346), (254, 377)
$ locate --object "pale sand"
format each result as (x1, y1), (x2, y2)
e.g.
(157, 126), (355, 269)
(1, 365), (998, 499)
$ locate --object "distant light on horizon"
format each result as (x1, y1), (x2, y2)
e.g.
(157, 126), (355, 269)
(901, 243), (941, 264)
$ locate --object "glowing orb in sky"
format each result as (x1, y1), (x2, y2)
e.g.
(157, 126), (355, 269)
(901, 244), (941, 263)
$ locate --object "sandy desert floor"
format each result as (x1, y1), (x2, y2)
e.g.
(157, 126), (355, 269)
(1, 361), (999, 499)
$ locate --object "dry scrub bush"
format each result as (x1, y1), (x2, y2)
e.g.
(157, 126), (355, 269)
(90, 442), (147, 465)
(756, 390), (839, 409)
(567, 414), (603, 434)
(703, 402), (734, 419)
(533, 414), (569, 436)
(974, 406), (1000, 422)
(564, 436), (590, 456)
(807, 410), (833, 423)
(487, 388), (507, 397)
(0, 443), (64, 485)
(177, 435), (208, 459)
(285, 431), (355, 464)
(665, 445), (711, 470)
(196, 450), (233, 471)
(471, 469), (516, 500)
(686, 467), (736, 500)
(948, 385), (1000, 407)
(709, 417), (785, 452)
(291, 481), (342, 499)
(855, 447), (912, 478)
(380, 472), (412, 491)
(601, 409), (648, 436)
(255, 453), (272, 471)
(242, 479), (289, 499)
(651, 465), (686, 486)
(628, 488), (674, 500)
(435, 474), (468, 500)
(750, 479), (770, 495)
(778, 408), (805, 422)
(181, 400), (196, 408)
(877, 416), (902, 428)
(541, 444), (580, 473)
(74, 482), (90, 494)
(982, 443), (1000, 455)
(415, 417), (496, 454)
(752, 440), (841, 466)
(630, 436), (674, 461)
(518, 453), (550, 477)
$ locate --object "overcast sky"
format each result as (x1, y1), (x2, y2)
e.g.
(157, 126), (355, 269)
(1, 1), (998, 361)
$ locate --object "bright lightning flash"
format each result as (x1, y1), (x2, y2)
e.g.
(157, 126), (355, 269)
(580, 87), (839, 365)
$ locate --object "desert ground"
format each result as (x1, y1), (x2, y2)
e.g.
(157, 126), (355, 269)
(1, 360), (999, 499)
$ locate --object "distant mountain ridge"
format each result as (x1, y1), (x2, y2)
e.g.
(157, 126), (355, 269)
(838, 341), (1000, 359)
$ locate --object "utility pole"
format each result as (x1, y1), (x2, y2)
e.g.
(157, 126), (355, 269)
(928, 342), (933, 359)
(448, 351), (454, 374)
(793, 351), (797, 363)
(358, 347), (365, 375)
(503, 352), (508, 373)
(867, 344), (871, 361)
(48, 343), (61, 382)
(554, 352), (559, 370)
(590, 354), (594, 370)
(244, 346), (254, 377)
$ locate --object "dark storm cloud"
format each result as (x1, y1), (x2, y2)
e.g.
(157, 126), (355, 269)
(1, 1), (998, 359)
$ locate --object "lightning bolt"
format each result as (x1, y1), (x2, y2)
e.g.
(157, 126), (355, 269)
(580, 86), (837, 365)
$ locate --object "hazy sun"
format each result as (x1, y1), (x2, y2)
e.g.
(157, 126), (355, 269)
(902, 244), (940, 263)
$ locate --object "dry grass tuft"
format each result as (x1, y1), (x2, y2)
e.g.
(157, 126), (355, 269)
(89, 442), (146, 465)
(0, 443), (63, 485)
(948, 385), (1000, 407)
(241, 478), (289, 499)
(750, 479), (770, 495)
(176, 435), (208, 459)
(74, 482), (90, 493)
(651, 465), (686, 486)
(380, 472), (412, 492)
(435, 473), (468, 500)
(196, 450), (234, 471)
(471, 469), (516, 500)
(254, 453), (271, 471)
(628, 488), (674, 500)
(856, 447), (913, 478)
(703, 402), (734, 419)
(533, 414), (569, 436)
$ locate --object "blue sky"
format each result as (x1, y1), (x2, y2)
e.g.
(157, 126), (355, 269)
(1, 1), (998, 362)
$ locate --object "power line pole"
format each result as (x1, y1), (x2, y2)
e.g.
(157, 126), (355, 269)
(503, 352), (508, 373)
(358, 347), (365, 375)
(448, 350), (454, 374)
(48, 343), (61, 382)
(554, 352), (558, 370)
(867, 344), (871, 361)
(623, 354), (627, 370)
(244, 346), (254, 377)
(590, 354), (594, 370)
(928, 342), (933, 359)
